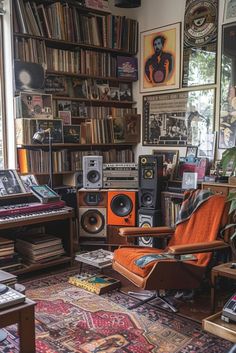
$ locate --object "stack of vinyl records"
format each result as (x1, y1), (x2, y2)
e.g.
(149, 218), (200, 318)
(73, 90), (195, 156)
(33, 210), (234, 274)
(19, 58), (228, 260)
(0, 237), (22, 272)
(15, 234), (65, 264)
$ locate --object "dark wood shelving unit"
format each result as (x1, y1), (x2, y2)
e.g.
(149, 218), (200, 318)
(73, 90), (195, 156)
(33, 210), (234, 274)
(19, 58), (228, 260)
(14, 32), (136, 55)
(52, 96), (135, 105)
(17, 142), (136, 149)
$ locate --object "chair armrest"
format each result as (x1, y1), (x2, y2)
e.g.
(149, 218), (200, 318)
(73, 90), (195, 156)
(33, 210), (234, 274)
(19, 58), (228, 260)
(168, 240), (229, 255)
(119, 226), (175, 238)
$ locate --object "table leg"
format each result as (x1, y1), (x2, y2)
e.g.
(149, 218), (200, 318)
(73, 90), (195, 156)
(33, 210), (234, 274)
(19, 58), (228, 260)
(211, 271), (217, 314)
(18, 306), (35, 353)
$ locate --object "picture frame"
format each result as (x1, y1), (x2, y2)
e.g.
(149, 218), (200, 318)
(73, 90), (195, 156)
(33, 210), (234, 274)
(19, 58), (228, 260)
(181, 172), (198, 190)
(140, 22), (181, 93)
(0, 170), (26, 196)
(20, 174), (38, 193)
(142, 89), (215, 147)
(219, 22), (236, 148)
(186, 146), (198, 158)
(223, 0), (236, 23)
(152, 149), (179, 178)
(58, 111), (72, 125)
(197, 132), (216, 160)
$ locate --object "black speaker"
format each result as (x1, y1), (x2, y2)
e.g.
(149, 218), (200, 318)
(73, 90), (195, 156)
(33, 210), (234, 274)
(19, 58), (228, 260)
(14, 60), (45, 91)
(115, 0), (141, 7)
(138, 155), (163, 209)
(54, 186), (77, 211)
(138, 209), (163, 247)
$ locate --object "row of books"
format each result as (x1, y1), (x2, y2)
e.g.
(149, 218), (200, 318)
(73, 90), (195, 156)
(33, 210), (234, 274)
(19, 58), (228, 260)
(0, 237), (23, 272)
(15, 114), (140, 145)
(14, 0), (138, 53)
(162, 196), (182, 228)
(15, 40), (138, 81)
(54, 101), (136, 119)
(18, 148), (134, 174)
(15, 234), (65, 264)
(46, 77), (133, 102)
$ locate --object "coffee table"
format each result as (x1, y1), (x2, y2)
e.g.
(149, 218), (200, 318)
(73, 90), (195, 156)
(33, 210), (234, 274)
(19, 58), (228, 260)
(0, 298), (36, 353)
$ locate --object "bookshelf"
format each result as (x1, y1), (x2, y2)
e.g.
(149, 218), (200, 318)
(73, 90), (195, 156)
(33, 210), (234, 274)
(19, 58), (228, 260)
(12, 0), (139, 184)
(161, 191), (184, 228)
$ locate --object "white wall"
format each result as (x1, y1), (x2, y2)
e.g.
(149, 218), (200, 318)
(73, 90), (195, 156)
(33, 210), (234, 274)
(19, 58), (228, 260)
(110, 0), (225, 162)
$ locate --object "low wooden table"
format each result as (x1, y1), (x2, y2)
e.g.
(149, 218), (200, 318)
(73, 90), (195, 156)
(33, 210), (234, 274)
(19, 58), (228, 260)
(211, 262), (236, 313)
(0, 299), (36, 353)
(203, 311), (236, 343)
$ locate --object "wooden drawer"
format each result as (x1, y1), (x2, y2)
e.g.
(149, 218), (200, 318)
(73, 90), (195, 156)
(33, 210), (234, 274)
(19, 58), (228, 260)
(202, 185), (229, 195)
(202, 312), (236, 343)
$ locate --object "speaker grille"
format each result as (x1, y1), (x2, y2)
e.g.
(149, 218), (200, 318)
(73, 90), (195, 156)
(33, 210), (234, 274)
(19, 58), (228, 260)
(81, 209), (105, 234)
(111, 194), (133, 217)
(141, 192), (153, 207)
(87, 170), (100, 184)
(138, 236), (153, 247)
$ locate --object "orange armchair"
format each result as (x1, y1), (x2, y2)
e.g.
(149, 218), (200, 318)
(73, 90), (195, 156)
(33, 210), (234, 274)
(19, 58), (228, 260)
(112, 192), (229, 312)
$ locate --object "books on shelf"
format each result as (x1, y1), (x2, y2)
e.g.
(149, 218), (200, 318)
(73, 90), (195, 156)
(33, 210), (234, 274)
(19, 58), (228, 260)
(69, 273), (121, 295)
(75, 249), (113, 268)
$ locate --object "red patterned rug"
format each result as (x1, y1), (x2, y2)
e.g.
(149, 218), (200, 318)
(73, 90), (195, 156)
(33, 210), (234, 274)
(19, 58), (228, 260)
(0, 267), (233, 353)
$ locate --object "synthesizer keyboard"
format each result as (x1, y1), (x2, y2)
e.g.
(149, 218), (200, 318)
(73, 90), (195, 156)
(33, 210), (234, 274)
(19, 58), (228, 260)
(0, 201), (65, 217)
(0, 207), (70, 224)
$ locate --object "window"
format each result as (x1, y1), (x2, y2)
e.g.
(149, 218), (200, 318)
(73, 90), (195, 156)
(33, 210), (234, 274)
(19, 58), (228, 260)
(0, 8), (6, 169)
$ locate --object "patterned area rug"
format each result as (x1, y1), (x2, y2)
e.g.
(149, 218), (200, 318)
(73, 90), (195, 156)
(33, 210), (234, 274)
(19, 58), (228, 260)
(0, 267), (233, 353)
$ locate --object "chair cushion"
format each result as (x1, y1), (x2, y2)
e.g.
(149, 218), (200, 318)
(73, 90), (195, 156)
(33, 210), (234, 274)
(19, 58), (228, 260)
(114, 247), (168, 277)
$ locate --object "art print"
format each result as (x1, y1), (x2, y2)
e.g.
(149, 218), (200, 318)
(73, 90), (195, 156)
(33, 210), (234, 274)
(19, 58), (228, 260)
(143, 89), (215, 147)
(140, 23), (181, 92)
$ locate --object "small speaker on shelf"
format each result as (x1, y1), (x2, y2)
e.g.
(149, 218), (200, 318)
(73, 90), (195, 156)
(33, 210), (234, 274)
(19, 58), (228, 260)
(108, 190), (136, 226)
(14, 60), (45, 91)
(83, 156), (103, 189)
(78, 190), (107, 207)
(63, 171), (83, 189)
(79, 207), (106, 238)
(138, 209), (163, 247)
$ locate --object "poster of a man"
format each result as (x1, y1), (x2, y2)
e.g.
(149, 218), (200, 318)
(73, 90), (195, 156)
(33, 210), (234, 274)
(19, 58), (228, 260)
(140, 23), (180, 92)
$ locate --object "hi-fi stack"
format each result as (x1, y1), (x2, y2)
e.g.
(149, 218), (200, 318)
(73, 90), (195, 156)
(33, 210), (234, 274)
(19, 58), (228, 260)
(138, 155), (163, 247)
(77, 156), (138, 246)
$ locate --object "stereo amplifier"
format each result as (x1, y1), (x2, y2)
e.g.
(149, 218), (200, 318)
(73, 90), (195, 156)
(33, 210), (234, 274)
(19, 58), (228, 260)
(103, 163), (138, 189)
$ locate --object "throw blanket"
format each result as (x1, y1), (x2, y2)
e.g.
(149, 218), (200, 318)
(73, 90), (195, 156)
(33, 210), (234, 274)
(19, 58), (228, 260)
(135, 253), (196, 268)
(175, 189), (214, 225)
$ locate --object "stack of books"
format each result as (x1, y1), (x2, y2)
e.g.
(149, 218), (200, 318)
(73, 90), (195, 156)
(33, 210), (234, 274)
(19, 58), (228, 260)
(15, 234), (65, 264)
(0, 237), (23, 272)
(69, 273), (121, 295)
(75, 249), (114, 269)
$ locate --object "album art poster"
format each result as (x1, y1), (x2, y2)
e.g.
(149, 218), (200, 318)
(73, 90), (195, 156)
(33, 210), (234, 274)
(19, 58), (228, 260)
(142, 89), (215, 147)
(0, 170), (25, 196)
(182, 0), (218, 87)
(140, 23), (181, 92)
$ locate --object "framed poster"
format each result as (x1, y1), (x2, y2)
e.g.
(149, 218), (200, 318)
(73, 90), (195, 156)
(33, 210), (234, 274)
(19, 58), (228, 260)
(224, 0), (236, 23)
(140, 23), (181, 93)
(142, 89), (215, 147)
(152, 149), (179, 178)
(0, 170), (25, 196)
(182, 0), (218, 87)
(219, 23), (236, 148)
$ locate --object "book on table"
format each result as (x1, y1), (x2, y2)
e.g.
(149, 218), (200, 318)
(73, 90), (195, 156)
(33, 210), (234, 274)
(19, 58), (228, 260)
(75, 249), (113, 268)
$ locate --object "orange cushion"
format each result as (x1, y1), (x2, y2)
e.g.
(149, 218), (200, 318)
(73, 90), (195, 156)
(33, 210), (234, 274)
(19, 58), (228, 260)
(114, 247), (166, 277)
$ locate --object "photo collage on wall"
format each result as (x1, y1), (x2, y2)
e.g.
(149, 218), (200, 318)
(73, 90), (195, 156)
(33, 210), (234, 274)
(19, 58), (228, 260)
(140, 0), (220, 161)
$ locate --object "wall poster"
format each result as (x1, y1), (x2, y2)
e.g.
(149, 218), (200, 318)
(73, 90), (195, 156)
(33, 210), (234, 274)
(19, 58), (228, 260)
(142, 89), (215, 148)
(140, 23), (181, 93)
(182, 0), (218, 87)
(219, 22), (236, 148)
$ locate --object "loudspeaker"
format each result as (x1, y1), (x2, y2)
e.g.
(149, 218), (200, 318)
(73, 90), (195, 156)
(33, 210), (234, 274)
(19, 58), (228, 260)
(108, 190), (136, 226)
(139, 155), (163, 209)
(54, 186), (77, 211)
(78, 190), (107, 207)
(63, 171), (83, 189)
(79, 207), (106, 238)
(115, 0), (141, 8)
(138, 209), (163, 247)
(14, 60), (45, 91)
(83, 156), (103, 189)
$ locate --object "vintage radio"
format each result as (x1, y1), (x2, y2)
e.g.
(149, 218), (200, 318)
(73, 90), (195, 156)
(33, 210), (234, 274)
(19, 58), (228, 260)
(103, 163), (138, 189)
(107, 190), (136, 226)
(177, 157), (209, 180)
